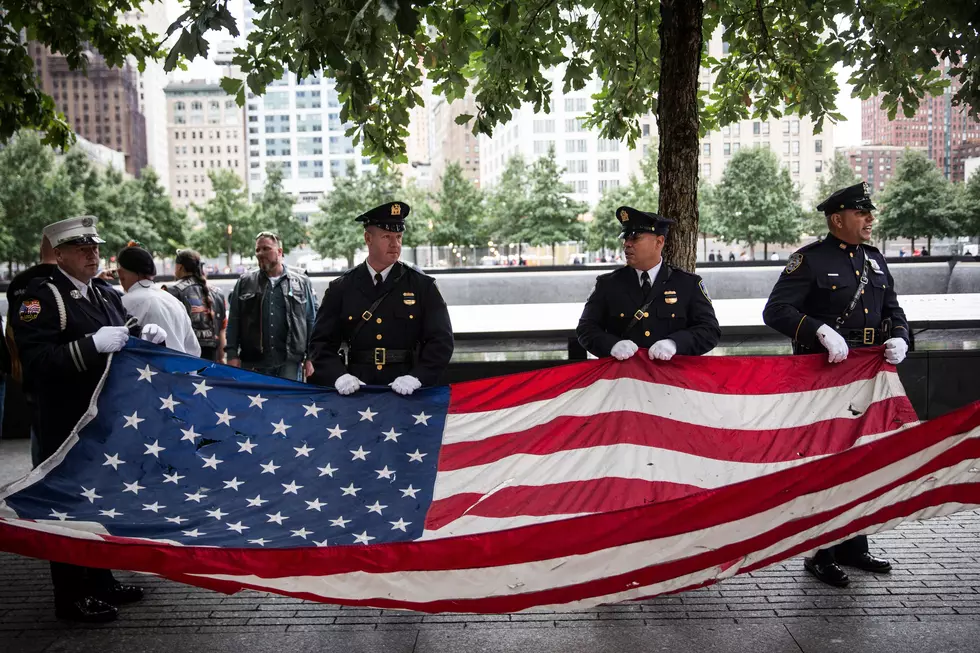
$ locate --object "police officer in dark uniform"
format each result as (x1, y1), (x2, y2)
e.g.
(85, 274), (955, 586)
(308, 202), (454, 395)
(10, 216), (169, 622)
(577, 206), (721, 360)
(763, 182), (910, 588)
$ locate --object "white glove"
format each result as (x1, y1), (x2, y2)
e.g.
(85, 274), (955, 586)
(335, 373), (364, 396)
(140, 323), (167, 344)
(884, 337), (908, 365)
(92, 326), (130, 353)
(816, 324), (849, 364)
(610, 340), (639, 361)
(390, 375), (422, 396)
(648, 339), (678, 361)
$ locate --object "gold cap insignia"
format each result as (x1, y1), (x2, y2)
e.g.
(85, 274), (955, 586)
(391, 204), (402, 216)
(862, 181), (870, 195)
(620, 210), (629, 222)
(81, 217), (94, 227)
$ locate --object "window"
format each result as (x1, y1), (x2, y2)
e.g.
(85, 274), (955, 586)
(596, 138), (620, 152)
(753, 122), (761, 135)
(532, 140), (554, 154)
(733, 123), (740, 137)
(297, 136), (323, 155)
(723, 143), (731, 156)
(295, 90), (321, 109)
(597, 159), (620, 172)
(642, 123), (651, 137)
(576, 180), (588, 193)
(791, 140), (800, 155)
(567, 160), (587, 173)
(597, 180), (620, 192)
(174, 101), (185, 112)
(329, 135), (356, 155)
(225, 100), (236, 109)
(722, 125), (731, 137)
(264, 92), (290, 110)
(815, 160), (823, 173)
(783, 141), (790, 155)
(326, 87), (340, 108)
(265, 138), (291, 157)
(533, 119), (555, 133)
(298, 160), (325, 178)
(209, 100), (220, 111)
(782, 121), (790, 135)
(762, 122), (770, 135)
(791, 120), (800, 135)
(701, 162), (711, 176)
(702, 142), (710, 156)
(191, 101), (202, 111)
(815, 140), (823, 153)
(296, 114), (322, 132)
(264, 115), (290, 133)
(733, 143), (741, 153)
(565, 118), (585, 132)
(791, 161), (800, 175)
(328, 113), (342, 131)
(566, 139), (587, 153)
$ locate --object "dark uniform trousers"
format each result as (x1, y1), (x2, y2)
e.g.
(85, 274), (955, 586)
(10, 271), (142, 604)
(308, 262), (454, 388)
(763, 233), (910, 566)
(576, 264), (721, 357)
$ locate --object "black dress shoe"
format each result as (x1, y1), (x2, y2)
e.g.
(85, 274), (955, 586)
(95, 583), (144, 605)
(839, 552), (892, 573)
(55, 596), (118, 623)
(804, 557), (850, 588)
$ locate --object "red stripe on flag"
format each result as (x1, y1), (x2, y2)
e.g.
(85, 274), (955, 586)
(424, 478), (706, 530)
(437, 397), (916, 471)
(449, 349), (890, 414)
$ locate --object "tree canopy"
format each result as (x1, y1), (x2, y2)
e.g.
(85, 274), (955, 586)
(877, 150), (958, 250)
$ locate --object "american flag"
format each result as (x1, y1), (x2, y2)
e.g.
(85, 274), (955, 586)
(1, 339), (979, 613)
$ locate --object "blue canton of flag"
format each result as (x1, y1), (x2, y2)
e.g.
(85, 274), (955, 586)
(4, 339), (449, 548)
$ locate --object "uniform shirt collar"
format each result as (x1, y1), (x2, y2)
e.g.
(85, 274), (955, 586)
(634, 260), (663, 286)
(826, 232), (860, 252)
(57, 266), (92, 297)
(368, 262), (395, 284)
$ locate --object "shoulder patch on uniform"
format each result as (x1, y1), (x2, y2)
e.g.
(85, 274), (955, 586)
(784, 252), (804, 274)
(699, 280), (712, 304)
(19, 299), (41, 321)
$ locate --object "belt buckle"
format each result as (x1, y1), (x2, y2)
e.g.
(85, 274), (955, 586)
(361, 311), (373, 321)
(374, 348), (386, 366)
(633, 309), (645, 320)
(863, 328), (875, 345)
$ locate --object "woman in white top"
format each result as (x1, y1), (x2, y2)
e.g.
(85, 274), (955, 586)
(116, 244), (201, 356)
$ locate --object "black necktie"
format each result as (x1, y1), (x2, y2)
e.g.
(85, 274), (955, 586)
(374, 272), (383, 286)
(640, 271), (651, 294)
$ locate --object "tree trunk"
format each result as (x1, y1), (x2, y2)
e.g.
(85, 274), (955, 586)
(927, 235), (932, 254)
(701, 232), (707, 261)
(911, 238), (915, 254)
(763, 242), (769, 259)
(347, 253), (355, 269)
(658, 0), (704, 273)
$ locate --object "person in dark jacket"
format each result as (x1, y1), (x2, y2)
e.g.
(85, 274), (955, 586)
(10, 216), (167, 623)
(763, 181), (909, 589)
(167, 249), (227, 362)
(577, 206), (721, 361)
(308, 201), (454, 395)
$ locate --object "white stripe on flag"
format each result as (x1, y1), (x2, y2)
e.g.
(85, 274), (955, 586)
(443, 372), (906, 444)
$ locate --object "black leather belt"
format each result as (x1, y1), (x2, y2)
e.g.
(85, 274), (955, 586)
(349, 348), (413, 366)
(843, 327), (886, 346)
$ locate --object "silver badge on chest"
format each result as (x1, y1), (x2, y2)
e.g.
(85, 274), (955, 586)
(868, 258), (883, 275)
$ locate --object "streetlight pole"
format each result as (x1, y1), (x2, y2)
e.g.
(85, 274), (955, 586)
(226, 224), (233, 270)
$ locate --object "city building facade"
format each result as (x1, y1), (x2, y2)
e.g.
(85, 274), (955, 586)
(29, 43), (147, 178)
(430, 94), (481, 188)
(164, 81), (247, 212)
(838, 145), (925, 192)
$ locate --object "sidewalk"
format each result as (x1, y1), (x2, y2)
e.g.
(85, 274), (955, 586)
(2, 438), (980, 653)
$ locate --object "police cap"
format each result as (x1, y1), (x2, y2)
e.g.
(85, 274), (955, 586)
(616, 206), (675, 238)
(42, 215), (106, 248)
(355, 201), (410, 233)
(816, 181), (877, 215)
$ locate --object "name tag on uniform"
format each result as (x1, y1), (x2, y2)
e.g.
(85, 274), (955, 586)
(664, 290), (678, 305)
(403, 292), (416, 306)
(826, 273), (838, 277)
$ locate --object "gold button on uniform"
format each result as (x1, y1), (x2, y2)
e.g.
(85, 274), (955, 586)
(376, 364), (383, 370)
(643, 312), (649, 317)
(376, 334), (382, 340)
(850, 253), (854, 258)
(348, 315), (353, 320)
(644, 330), (650, 337)
(409, 315), (414, 320)
(855, 270), (860, 276)
(864, 308), (869, 314)
(832, 285), (836, 290)
(376, 318), (382, 324)
(671, 313), (675, 318)
(619, 313), (625, 318)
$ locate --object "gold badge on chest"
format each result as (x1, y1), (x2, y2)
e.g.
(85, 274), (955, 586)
(664, 289), (678, 304)
(402, 291), (416, 306)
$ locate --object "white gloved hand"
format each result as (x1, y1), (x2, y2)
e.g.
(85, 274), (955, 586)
(648, 339), (678, 361)
(92, 326), (130, 353)
(335, 373), (364, 396)
(390, 375), (422, 396)
(610, 340), (639, 361)
(816, 324), (849, 364)
(883, 337), (908, 365)
(140, 323), (167, 344)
